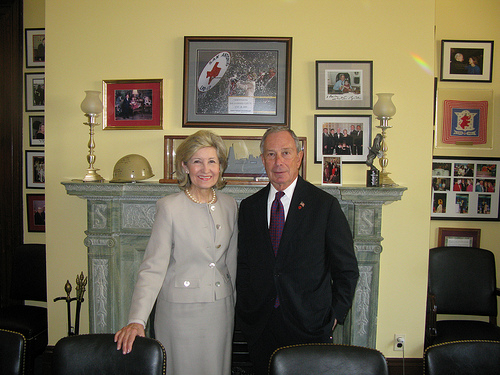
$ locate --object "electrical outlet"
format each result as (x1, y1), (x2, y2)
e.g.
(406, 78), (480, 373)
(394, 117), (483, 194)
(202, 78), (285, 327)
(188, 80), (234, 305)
(394, 334), (405, 351)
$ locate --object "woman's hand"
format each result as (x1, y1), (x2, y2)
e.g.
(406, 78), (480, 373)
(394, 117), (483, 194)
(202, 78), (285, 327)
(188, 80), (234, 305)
(114, 323), (145, 354)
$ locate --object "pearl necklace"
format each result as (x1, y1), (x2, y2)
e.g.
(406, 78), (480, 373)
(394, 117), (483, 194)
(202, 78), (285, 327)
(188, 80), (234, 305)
(185, 187), (216, 204)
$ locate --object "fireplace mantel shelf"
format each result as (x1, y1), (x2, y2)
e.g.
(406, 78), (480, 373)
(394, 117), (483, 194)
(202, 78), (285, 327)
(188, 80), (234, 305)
(63, 181), (406, 348)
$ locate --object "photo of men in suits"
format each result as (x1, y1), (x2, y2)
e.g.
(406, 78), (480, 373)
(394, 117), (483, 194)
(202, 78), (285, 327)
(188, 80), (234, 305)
(236, 127), (359, 374)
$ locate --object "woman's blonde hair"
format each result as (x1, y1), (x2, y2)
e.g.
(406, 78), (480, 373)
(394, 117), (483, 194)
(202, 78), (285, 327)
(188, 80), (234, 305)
(175, 130), (228, 190)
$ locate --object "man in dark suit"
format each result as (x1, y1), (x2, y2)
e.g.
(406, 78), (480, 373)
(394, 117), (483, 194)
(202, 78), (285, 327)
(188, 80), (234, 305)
(236, 127), (359, 374)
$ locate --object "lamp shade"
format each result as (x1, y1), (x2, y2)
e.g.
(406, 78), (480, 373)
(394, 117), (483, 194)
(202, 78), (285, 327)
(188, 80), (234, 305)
(81, 90), (103, 115)
(373, 93), (396, 118)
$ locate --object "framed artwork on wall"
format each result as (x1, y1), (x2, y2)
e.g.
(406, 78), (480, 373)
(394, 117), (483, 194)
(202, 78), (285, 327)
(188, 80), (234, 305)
(25, 150), (45, 189)
(434, 89), (493, 154)
(160, 135), (306, 185)
(102, 79), (163, 130)
(26, 194), (45, 232)
(431, 157), (500, 221)
(440, 40), (494, 82)
(314, 114), (371, 163)
(437, 227), (481, 247)
(25, 73), (45, 112)
(322, 156), (342, 186)
(316, 60), (373, 109)
(182, 36), (292, 128)
(29, 115), (45, 146)
(25, 28), (45, 68)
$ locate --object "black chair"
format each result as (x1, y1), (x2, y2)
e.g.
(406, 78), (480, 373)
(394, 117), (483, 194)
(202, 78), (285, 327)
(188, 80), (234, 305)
(52, 333), (166, 375)
(0, 328), (25, 375)
(424, 340), (500, 375)
(0, 244), (47, 375)
(269, 343), (388, 375)
(425, 246), (500, 347)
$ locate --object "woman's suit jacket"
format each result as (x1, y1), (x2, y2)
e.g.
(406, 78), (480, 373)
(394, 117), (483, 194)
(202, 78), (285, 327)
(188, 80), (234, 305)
(236, 176), (359, 343)
(128, 191), (238, 325)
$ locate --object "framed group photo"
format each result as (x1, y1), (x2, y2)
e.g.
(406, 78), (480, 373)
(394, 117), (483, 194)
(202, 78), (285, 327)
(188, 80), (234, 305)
(440, 40), (494, 82)
(322, 156), (342, 186)
(316, 60), (373, 110)
(25, 150), (45, 189)
(431, 157), (500, 220)
(183, 36), (292, 128)
(160, 135), (306, 185)
(25, 73), (45, 112)
(102, 79), (163, 130)
(26, 194), (45, 232)
(314, 115), (372, 163)
(25, 28), (45, 68)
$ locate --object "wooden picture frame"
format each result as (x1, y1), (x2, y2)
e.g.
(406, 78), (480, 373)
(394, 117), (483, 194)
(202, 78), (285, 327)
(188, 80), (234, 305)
(102, 79), (163, 130)
(160, 135), (306, 185)
(27, 194), (45, 232)
(316, 60), (373, 109)
(440, 40), (494, 82)
(183, 36), (292, 128)
(438, 227), (481, 248)
(25, 28), (45, 68)
(431, 156), (500, 220)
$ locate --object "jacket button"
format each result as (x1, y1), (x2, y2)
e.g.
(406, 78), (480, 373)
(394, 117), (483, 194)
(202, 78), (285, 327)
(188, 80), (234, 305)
(215, 282), (221, 287)
(216, 244), (221, 248)
(209, 262), (215, 268)
(216, 224), (221, 230)
(184, 280), (190, 287)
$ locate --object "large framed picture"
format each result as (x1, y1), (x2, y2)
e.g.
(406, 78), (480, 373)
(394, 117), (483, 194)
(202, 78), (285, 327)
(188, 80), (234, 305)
(29, 115), (45, 146)
(434, 89), (493, 153)
(160, 135), (306, 185)
(25, 73), (44, 112)
(314, 115), (372, 163)
(437, 227), (481, 247)
(26, 194), (45, 232)
(440, 40), (494, 82)
(25, 28), (45, 68)
(431, 157), (500, 220)
(25, 150), (45, 189)
(102, 79), (163, 130)
(182, 36), (292, 128)
(316, 61), (373, 109)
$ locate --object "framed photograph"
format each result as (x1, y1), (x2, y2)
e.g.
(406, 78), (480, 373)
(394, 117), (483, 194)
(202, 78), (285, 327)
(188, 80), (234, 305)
(25, 73), (44, 112)
(25, 150), (45, 189)
(314, 115), (372, 163)
(160, 135), (306, 185)
(440, 40), (494, 82)
(29, 115), (45, 146)
(102, 79), (163, 130)
(434, 89), (493, 153)
(316, 61), (373, 109)
(26, 194), (45, 232)
(25, 28), (45, 68)
(182, 36), (292, 128)
(322, 156), (342, 185)
(431, 157), (500, 220)
(438, 227), (481, 248)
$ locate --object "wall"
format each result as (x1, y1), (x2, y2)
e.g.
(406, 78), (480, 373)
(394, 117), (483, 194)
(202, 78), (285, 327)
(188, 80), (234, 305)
(44, 0), (435, 357)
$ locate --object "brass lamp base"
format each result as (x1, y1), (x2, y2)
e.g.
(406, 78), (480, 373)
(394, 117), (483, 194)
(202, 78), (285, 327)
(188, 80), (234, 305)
(82, 168), (104, 182)
(380, 172), (397, 187)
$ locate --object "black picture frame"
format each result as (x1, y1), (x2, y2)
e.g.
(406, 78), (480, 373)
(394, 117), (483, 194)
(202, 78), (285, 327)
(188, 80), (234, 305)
(440, 40), (494, 82)
(431, 156), (500, 220)
(25, 150), (45, 189)
(25, 73), (45, 112)
(29, 115), (45, 146)
(316, 60), (373, 109)
(314, 114), (372, 163)
(183, 36), (292, 128)
(26, 194), (45, 232)
(25, 28), (45, 68)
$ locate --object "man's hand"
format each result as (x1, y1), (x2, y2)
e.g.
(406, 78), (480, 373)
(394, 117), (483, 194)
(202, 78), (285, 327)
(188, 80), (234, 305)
(114, 323), (145, 354)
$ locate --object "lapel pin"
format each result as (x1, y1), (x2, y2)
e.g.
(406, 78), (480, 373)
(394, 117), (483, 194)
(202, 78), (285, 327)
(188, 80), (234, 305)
(298, 202), (305, 210)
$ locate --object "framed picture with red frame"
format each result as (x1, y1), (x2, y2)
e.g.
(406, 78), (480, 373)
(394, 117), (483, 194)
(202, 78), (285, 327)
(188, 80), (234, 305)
(27, 194), (45, 232)
(102, 79), (163, 130)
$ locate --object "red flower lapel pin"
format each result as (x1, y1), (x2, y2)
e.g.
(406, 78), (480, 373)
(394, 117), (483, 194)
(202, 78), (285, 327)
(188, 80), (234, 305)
(298, 202), (305, 210)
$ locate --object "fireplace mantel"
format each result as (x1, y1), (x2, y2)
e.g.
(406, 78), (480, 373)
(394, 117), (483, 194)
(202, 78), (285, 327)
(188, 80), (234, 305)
(63, 181), (406, 348)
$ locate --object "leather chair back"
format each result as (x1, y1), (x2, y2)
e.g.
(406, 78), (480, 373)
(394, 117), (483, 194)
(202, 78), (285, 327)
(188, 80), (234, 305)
(269, 343), (388, 375)
(424, 340), (500, 375)
(52, 334), (166, 375)
(0, 329), (25, 375)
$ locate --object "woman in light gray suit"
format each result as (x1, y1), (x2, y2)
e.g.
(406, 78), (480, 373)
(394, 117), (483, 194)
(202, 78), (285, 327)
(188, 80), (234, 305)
(115, 130), (238, 375)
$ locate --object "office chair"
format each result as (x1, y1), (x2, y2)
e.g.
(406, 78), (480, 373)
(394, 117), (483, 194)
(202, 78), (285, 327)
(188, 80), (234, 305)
(424, 340), (500, 375)
(52, 333), (166, 375)
(0, 244), (47, 375)
(425, 246), (500, 347)
(269, 343), (388, 375)
(0, 329), (25, 375)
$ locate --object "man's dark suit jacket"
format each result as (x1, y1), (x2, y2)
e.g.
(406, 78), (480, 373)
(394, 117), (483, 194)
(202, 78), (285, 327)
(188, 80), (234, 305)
(236, 176), (359, 344)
